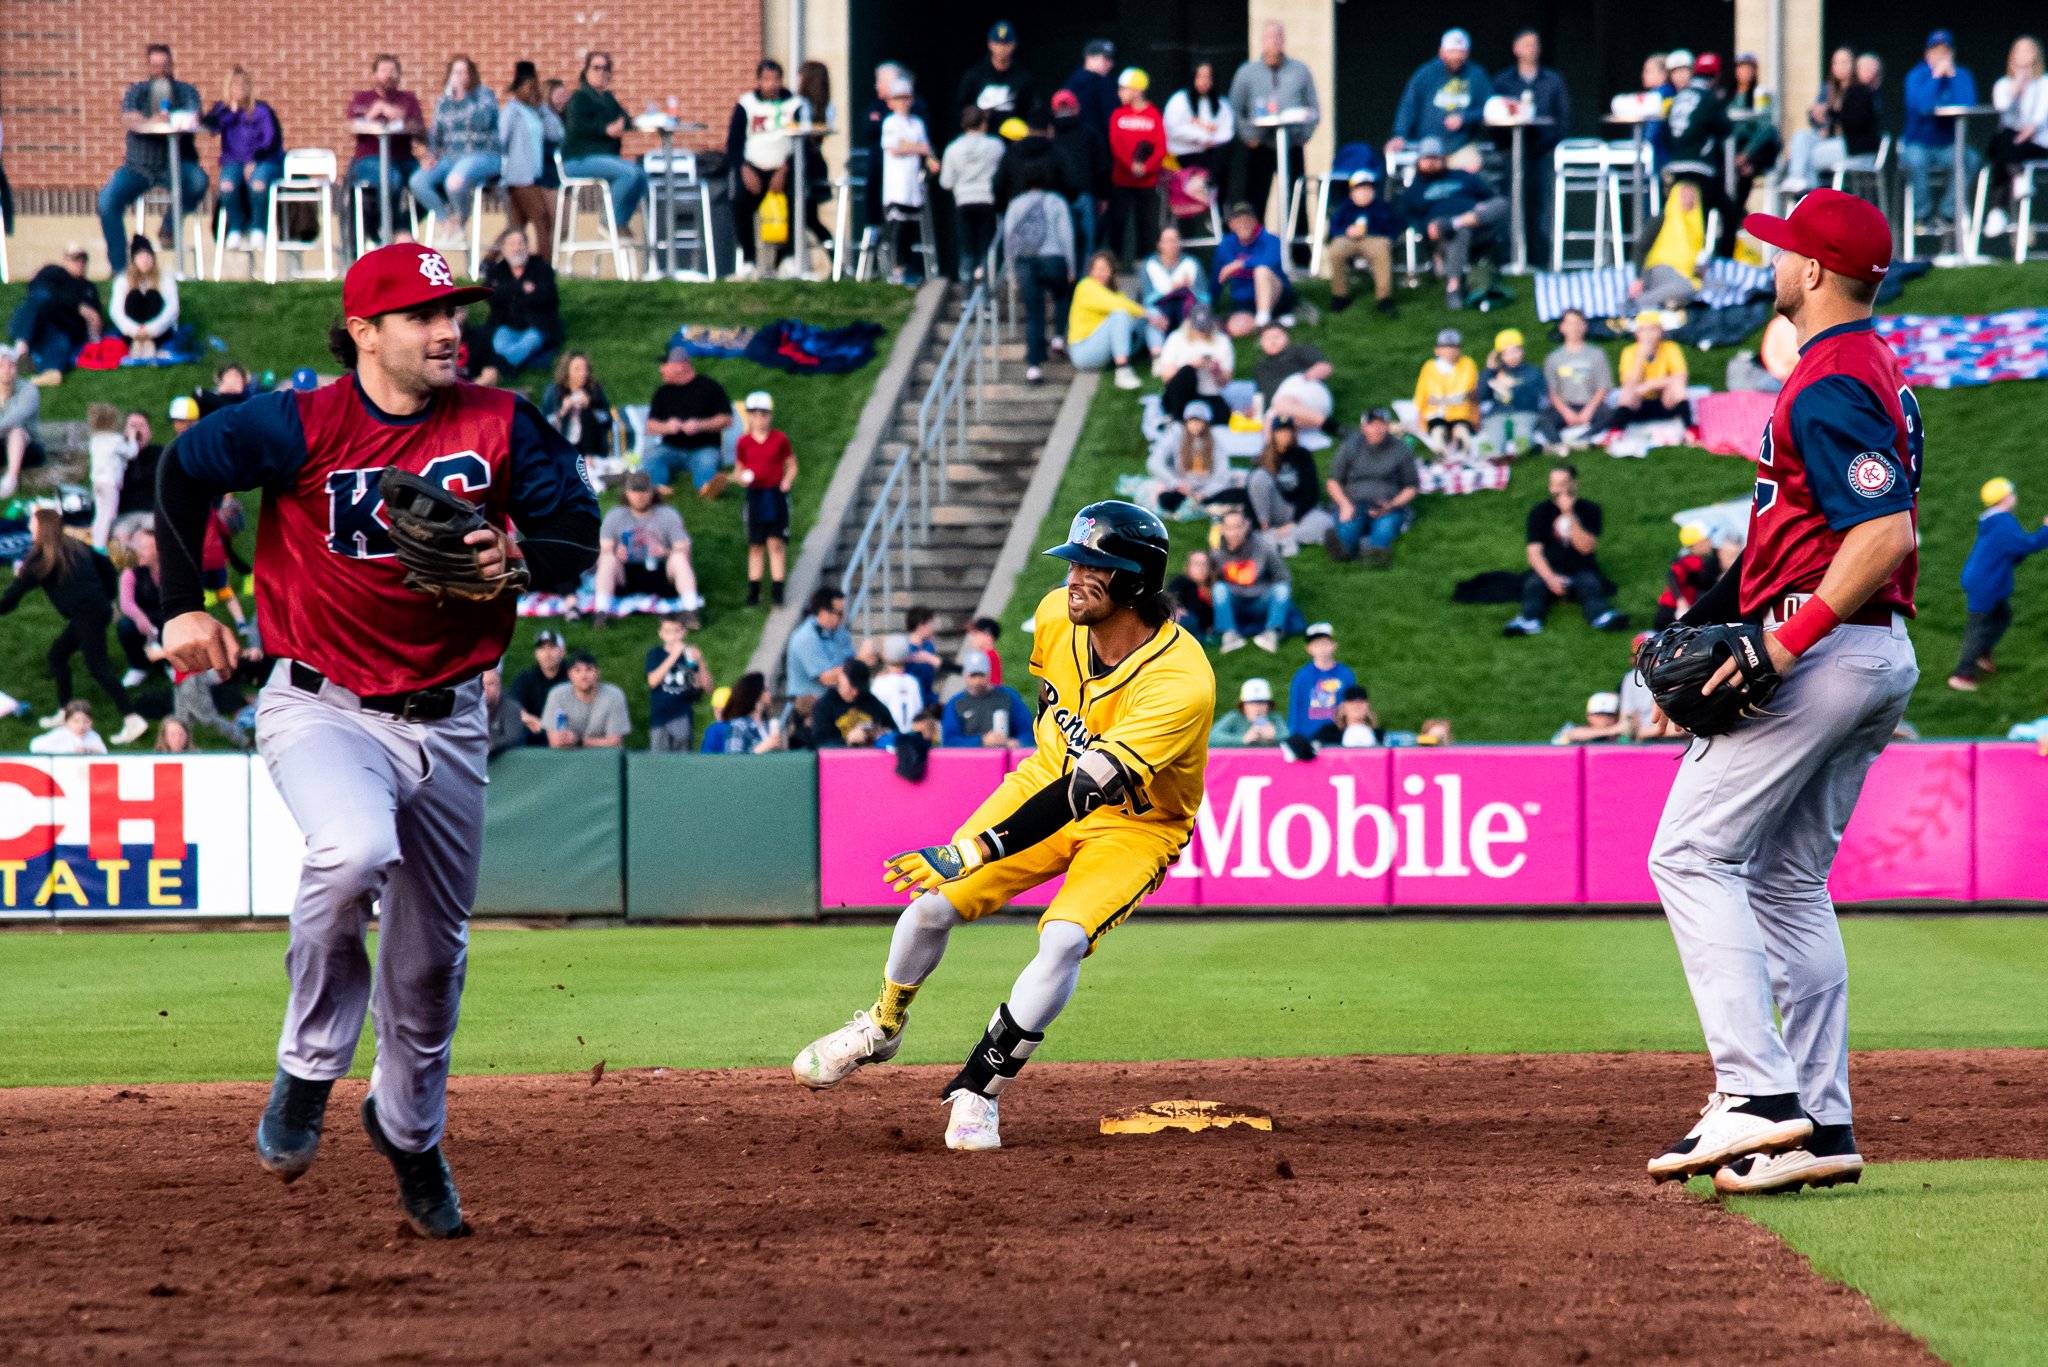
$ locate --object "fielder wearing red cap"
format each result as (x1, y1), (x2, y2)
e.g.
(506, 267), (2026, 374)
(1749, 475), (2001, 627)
(1641, 184), (1921, 1198)
(151, 241), (596, 1237)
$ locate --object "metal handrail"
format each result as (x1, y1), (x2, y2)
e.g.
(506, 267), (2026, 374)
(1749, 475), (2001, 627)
(838, 240), (1006, 637)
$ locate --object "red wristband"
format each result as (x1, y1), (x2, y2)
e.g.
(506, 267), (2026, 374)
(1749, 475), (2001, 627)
(1773, 597), (1841, 657)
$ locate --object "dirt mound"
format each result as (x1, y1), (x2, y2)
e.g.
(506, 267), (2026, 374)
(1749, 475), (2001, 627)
(5, 1049), (2044, 1365)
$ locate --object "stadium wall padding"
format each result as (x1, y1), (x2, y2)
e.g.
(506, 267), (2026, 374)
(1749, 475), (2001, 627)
(624, 753), (818, 922)
(475, 749), (626, 916)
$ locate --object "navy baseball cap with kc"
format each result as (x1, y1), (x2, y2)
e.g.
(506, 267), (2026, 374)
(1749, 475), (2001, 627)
(343, 243), (492, 320)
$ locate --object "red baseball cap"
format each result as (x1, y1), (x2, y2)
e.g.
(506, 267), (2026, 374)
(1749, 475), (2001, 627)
(342, 243), (491, 320)
(1744, 188), (1892, 283)
(1693, 52), (1722, 79)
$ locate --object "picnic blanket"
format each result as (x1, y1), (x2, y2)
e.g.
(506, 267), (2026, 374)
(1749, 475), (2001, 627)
(664, 324), (757, 359)
(1533, 259), (1774, 323)
(1873, 309), (2048, 389)
(744, 319), (885, 374)
(1416, 461), (1511, 495)
(1691, 389), (1776, 458)
(1139, 389), (1332, 458)
(518, 590), (689, 618)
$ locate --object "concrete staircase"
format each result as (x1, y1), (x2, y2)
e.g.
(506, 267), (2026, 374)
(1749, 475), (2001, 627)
(833, 287), (1073, 651)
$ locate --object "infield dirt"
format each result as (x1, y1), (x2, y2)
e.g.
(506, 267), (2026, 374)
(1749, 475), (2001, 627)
(4, 1050), (2044, 1365)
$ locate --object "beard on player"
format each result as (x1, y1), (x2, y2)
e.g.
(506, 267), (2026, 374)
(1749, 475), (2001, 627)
(333, 302), (466, 408)
(1065, 565), (1173, 629)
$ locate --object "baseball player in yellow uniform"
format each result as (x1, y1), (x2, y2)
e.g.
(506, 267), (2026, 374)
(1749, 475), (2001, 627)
(794, 501), (1214, 1150)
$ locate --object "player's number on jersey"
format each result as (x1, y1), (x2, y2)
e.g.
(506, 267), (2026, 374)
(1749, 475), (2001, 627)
(1898, 385), (1924, 486)
(1753, 425), (1779, 515)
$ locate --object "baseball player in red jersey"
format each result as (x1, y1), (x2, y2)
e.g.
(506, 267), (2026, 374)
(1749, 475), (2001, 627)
(1644, 190), (1921, 1196)
(155, 245), (599, 1237)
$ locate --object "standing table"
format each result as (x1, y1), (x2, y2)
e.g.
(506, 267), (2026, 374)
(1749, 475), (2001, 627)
(1486, 113), (1554, 274)
(633, 112), (710, 279)
(1252, 110), (1312, 267)
(351, 118), (407, 245)
(134, 115), (200, 280)
(1933, 104), (1996, 262)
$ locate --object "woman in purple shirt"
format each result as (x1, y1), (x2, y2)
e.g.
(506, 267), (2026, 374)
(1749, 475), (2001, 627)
(203, 66), (285, 249)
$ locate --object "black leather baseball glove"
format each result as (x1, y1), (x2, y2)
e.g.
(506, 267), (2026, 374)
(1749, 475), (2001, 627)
(378, 467), (530, 604)
(1635, 622), (1783, 737)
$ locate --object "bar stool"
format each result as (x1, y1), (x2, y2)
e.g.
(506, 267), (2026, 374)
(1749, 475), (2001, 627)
(640, 150), (717, 280)
(1830, 134), (1891, 206)
(1385, 148), (1425, 281)
(2014, 165), (2046, 263)
(423, 181), (495, 279)
(829, 176), (860, 280)
(1285, 172), (1333, 274)
(351, 181), (420, 257)
(130, 189), (207, 279)
(1902, 163), (1961, 259)
(263, 149), (340, 283)
(1550, 139), (1615, 270)
(553, 153), (631, 279)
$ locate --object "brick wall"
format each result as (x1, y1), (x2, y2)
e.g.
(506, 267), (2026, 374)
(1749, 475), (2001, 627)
(0, 0), (763, 192)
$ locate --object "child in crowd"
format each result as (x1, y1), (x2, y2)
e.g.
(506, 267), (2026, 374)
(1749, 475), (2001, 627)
(735, 390), (797, 607)
(939, 107), (1004, 281)
(1413, 327), (1479, 458)
(880, 77), (938, 284)
(1482, 328), (1545, 454)
(1325, 169), (1397, 315)
(204, 492), (251, 633)
(645, 613), (711, 752)
(1288, 622), (1357, 738)
(961, 616), (1003, 687)
(29, 700), (109, 756)
(86, 403), (137, 549)
(1608, 312), (1690, 430)
(872, 634), (927, 731)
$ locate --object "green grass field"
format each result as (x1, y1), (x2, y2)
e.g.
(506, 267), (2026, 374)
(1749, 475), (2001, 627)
(999, 263), (2048, 742)
(0, 278), (911, 749)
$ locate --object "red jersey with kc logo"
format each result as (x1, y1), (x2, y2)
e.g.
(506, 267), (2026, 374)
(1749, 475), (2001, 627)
(1741, 318), (1920, 618)
(172, 378), (596, 696)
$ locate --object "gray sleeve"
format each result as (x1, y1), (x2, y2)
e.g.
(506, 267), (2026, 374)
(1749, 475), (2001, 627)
(0, 381), (38, 435)
(1591, 349), (1615, 389)
(1260, 539), (1290, 585)
(1327, 435), (1357, 488)
(541, 682), (574, 724)
(598, 506), (627, 542)
(598, 686), (632, 737)
(1227, 64), (1258, 141)
(1542, 350), (1566, 391)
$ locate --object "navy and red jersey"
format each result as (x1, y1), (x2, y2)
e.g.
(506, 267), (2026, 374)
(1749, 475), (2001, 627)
(1742, 318), (1921, 618)
(174, 378), (597, 696)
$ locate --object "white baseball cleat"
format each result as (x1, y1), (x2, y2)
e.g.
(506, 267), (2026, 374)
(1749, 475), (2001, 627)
(791, 1010), (900, 1089)
(1713, 1147), (1865, 1196)
(1647, 1092), (1814, 1182)
(943, 1089), (1001, 1151)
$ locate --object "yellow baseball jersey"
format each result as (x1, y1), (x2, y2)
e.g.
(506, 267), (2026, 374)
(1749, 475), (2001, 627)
(941, 588), (1215, 945)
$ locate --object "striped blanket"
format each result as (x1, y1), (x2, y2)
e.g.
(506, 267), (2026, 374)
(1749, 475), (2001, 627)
(1533, 260), (1775, 323)
(1416, 461), (1512, 495)
(1873, 309), (2048, 389)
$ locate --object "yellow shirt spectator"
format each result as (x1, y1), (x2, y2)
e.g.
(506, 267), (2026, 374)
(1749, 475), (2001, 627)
(1067, 277), (1148, 345)
(1413, 355), (1480, 426)
(1619, 338), (1686, 388)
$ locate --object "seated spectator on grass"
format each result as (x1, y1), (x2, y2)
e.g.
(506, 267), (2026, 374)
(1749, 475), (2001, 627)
(736, 390), (797, 607)
(1210, 676), (1287, 747)
(1325, 169), (1397, 315)
(785, 587), (853, 700)
(1067, 249), (1147, 390)
(542, 351), (614, 457)
(1212, 506), (1298, 654)
(872, 634), (927, 731)
(646, 613), (711, 751)
(1552, 690), (1627, 745)
(544, 651), (630, 748)
(1139, 226), (1208, 345)
(475, 229), (560, 379)
(1398, 138), (1507, 310)
(482, 666), (527, 758)
(0, 351), (44, 500)
(1312, 684), (1380, 748)
(812, 658), (898, 748)
(904, 606), (943, 700)
(100, 45), (208, 273)
(30, 700), (109, 756)
(1629, 180), (1707, 310)
(346, 55), (426, 245)
(1325, 408), (1419, 566)
(562, 52), (648, 238)
(1253, 323), (1334, 429)
(1214, 202), (1293, 335)
(1483, 329), (1543, 419)
(1288, 622), (1355, 737)
(1148, 403), (1234, 515)
(155, 716), (194, 753)
(1504, 464), (1628, 637)
(1390, 29), (1492, 159)
(1417, 717), (1454, 745)
(1534, 309), (1613, 450)
(510, 629), (566, 746)
(411, 56), (501, 252)
(596, 471), (703, 625)
(1169, 548), (1217, 638)
(942, 649), (1030, 746)
(1003, 166), (1076, 384)
(1950, 476), (2048, 691)
(645, 347), (733, 495)
(204, 66), (284, 254)
(1414, 327), (1479, 457)
(8, 244), (102, 385)
(108, 237), (179, 361)
(1155, 303), (1233, 425)
(702, 671), (783, 754)
(940, 107), (1005, 280)
(1725, 313), (1798, 395)
(1247, 417), (1331, 555)
(1654, 523), (1720, 628)
(1608, 312), (1689, 430)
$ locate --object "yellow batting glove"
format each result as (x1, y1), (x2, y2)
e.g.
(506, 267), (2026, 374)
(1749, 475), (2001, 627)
(883, 839), (984, 895)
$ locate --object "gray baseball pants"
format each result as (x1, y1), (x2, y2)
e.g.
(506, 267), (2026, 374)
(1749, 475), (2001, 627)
(256, 660), (489, 1154)
(1648, 619), (1917, 1126)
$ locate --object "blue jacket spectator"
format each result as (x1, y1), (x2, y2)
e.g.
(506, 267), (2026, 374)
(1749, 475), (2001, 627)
(1398, 164), (1497, 228)
(1952, 479), (2048, 687)
(1902, 44), (1977, 148)
(1391, 32), (1494, 153)
(1288, 641), (1355, 737)
(1329, 188), (1397, 240)
(1063, 41), (1120, 139)
(1213, 219), (1285, 310)
(784, 588), (854, 700)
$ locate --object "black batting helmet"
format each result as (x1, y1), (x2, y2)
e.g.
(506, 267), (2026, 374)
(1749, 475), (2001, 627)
(1042, 500), (1169, 606)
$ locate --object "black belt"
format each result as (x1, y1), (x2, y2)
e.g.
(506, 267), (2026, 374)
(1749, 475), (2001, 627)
(290, 661), (461, 722)
(1769, 594), (1900, 629)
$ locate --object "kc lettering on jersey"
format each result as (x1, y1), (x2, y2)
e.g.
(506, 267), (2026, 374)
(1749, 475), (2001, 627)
(1742, 318), (1921, 617)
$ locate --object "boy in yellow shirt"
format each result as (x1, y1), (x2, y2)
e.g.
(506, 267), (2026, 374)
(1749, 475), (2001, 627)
(1412, 327), (1480, 457)
(1608, 312), (1690, 430)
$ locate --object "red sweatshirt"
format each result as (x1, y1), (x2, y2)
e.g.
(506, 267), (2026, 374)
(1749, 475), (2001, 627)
(1107, 103), (1167, 189)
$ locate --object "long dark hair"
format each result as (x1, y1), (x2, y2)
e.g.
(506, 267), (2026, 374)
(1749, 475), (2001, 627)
(328, 319), (359, 369)
(723, 671), (766, 722)
(1134, 588), (1175, 629)
(1179, 61), (1221, 121)
(23, 508), (82, 584)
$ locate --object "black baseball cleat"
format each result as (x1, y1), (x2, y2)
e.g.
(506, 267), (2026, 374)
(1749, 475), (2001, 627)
(255, 1069), (335, 1182)
(361, 1096), (470, 1239)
